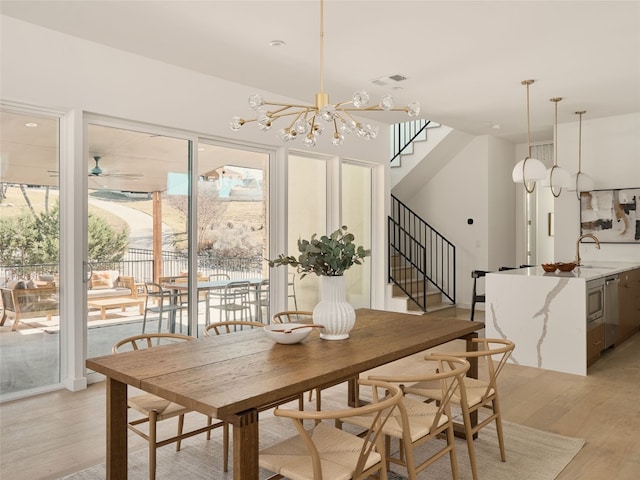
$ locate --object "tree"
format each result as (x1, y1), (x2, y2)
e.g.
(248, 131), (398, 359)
(0, 200), (127, 266)
(165, 182), (228, 252)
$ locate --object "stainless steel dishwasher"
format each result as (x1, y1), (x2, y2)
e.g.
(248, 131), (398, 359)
(604, 275), (620, 348)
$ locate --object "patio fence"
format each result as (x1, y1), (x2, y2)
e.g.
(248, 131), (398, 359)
(1, 248), (264, 284)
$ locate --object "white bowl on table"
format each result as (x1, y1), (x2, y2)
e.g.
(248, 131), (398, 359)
(264, 323), (313, 344)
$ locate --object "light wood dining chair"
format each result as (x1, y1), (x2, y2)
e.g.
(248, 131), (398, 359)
(404, 338), (515, 480)
(112, 333), (226, 479)
(271, 310), (313, 324)
(259, 378), (403, 480)
(203, 319), (265, 336)
(341, 355), (470, 480)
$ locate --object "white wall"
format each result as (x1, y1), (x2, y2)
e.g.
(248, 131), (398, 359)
(0, 15), (388, 161)
(487, 136), (516, 270)
(555, 113), (640, 262)
(407, 136), (495, 309)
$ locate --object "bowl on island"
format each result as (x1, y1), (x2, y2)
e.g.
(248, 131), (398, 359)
(541, 263), (558, 273)
(264, 323), (313, 344)
(557, 262), (576, 272)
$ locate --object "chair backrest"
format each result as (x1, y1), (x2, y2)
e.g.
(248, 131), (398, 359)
(256, 279), (269, 299)
(471, 270), (491, 301)
(203, 320), (265, 336)
(209, 273), (231, 281)
(144, 281), (172, 298)
(471, 270), (489, 279)
(432, 338), (515, 405)
(271, 310), (313, 324)
(112, 332), (194, 353)
(271, 378), (403, 479)
(369, 355), (470, 437)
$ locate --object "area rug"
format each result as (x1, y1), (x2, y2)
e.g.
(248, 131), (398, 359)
(59, 414), (584, 480)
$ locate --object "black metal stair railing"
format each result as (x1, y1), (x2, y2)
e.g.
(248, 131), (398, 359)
(388, 194), (456, 311)
(390, 119), (432, 166)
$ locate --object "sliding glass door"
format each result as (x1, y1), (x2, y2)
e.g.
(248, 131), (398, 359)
(195, 141), (269, 329)
(0, 107), (61, 400)
(86, 123), (191, 359)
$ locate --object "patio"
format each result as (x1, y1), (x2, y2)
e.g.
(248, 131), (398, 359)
(0, 288), (269, 397)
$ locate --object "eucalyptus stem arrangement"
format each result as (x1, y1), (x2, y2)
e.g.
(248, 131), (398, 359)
(268, 225), (370, 278)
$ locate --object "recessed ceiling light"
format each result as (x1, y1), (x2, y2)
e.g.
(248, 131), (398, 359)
(198, 147), (205, 152)
(269, 40), (286, 47)
(491, 124), (501, 130)
(25, 122), (38, 128)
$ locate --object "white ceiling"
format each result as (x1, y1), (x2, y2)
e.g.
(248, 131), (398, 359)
(1, 0), (639, 191)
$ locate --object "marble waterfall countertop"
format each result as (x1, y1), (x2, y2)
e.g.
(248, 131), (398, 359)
(484, 261), (639, 376)
(496, 262), (640, 281)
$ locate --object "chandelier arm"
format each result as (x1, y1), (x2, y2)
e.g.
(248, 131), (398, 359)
(338, 106), (410, 113)
(341, 110), (358, 123)
(268, 109), (313, 123)
(242, 109), (310, 125)
(285, 110), (307, 130)
(263, 102), (317, 110)
(309, 112), (318, 129)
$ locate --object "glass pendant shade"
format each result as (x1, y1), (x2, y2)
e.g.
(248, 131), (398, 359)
(568, 171), (595, 193)
(512, 157), (547, 184)
(542, 165), (572, 188)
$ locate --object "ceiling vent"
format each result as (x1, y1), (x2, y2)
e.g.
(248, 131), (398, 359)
(371, 74), (408, 86)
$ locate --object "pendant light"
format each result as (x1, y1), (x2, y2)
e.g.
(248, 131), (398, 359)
(543, 97), (572, 197)
(568, 110), (594, 199)
(512, 80), (547, 193)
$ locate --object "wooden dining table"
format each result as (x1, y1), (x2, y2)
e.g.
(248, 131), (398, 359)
(86, 308), (484, 480)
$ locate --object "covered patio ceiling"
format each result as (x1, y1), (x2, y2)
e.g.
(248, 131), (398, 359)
(0, 110), (266, 193)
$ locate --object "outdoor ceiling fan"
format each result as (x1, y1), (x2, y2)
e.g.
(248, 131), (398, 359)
(88, 156), (142, 178)
(48, 156), (143, 178)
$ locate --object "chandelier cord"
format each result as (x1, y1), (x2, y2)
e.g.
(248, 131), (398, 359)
(319, 0), (324, 94)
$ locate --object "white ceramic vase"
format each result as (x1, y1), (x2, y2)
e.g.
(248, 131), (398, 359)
(312, 275), (356, 340)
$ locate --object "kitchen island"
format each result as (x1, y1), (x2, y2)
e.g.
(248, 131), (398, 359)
(485, 262), (640, 376)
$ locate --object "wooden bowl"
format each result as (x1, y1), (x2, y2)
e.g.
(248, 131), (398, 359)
(541, 263), (558, 272)
(557, 262), (576, 272)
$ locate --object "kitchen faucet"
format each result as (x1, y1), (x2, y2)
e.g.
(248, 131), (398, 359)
(575, 233), (600, 265)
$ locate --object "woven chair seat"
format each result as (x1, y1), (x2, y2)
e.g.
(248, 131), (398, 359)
(260, 421), (381, 480)
(128, 393), (190, 420)
(345, 396), (449, 443)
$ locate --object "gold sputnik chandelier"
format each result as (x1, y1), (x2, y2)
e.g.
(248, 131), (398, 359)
(230, 0), (420, 147)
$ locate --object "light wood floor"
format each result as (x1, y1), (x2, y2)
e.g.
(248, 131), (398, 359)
(1, 311), (639, 480)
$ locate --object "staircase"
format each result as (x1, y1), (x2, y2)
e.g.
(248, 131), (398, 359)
(390, 119), (440, 168)
(387, 121), (457, 316)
